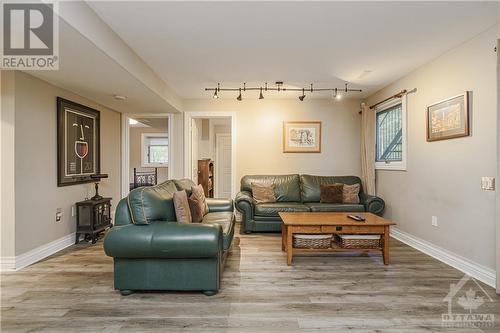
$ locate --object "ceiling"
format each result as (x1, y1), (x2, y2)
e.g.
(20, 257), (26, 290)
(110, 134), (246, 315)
(88, 1), (498, 99)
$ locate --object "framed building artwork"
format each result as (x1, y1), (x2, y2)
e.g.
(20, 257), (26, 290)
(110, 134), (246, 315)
(427, 92), (470, 142)
(283, 121), (321, 153)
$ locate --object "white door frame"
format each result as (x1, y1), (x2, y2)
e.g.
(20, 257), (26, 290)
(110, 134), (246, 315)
(215, 133), (231, 198)
(121, 113), (174, 198)
(184, 112), (237, 197)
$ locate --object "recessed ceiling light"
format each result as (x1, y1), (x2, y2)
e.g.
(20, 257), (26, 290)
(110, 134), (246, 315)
(113, 94), (127, 101)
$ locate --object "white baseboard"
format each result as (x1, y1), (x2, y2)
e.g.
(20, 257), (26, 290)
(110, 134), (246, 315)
(0, 233), (75, 271)
(0, 257), (15, 271)
(390, 227), (496, 288)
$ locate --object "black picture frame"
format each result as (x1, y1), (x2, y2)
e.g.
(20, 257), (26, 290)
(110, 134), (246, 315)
(57, 97), (100, 187)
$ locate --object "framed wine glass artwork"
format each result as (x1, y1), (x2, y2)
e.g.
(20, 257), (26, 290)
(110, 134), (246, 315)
(57, 97), (100, 186)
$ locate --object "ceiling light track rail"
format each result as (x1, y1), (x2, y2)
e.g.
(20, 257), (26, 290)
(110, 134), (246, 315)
(206, 82), (362, 101)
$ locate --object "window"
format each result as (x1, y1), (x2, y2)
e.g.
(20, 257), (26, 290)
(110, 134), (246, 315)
(375, 98), (406, 170)
(141, 133), (168, 167)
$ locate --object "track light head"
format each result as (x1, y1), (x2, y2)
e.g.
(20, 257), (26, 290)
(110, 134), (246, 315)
(299, 88), (306, 101)
(259, 87), (264, 99)
(237, 88), (242, 101)
(336, 93), (342, 100)
(213, 90), (218, 99)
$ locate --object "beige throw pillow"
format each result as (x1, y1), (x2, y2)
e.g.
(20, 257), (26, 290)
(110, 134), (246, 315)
(189, 185), (209, 223)
(251, 183), (276, 204)
(173, 190), (192, 223)
(343, 183), (360, 204)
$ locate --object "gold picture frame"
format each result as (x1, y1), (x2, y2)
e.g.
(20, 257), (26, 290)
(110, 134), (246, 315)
(426, 92), (470, 142)
(283, 121), (321, 153)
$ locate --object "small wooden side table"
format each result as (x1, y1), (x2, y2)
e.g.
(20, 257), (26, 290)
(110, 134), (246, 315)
(75, 198), (112, 244)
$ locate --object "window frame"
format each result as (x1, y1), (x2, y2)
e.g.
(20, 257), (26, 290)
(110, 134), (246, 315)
(374, 96), (407, 171)
(141, 133), (169, 168)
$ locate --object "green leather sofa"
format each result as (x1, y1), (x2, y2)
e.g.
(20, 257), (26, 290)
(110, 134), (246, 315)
(103, 179), (235, 296)
(235, 174), (385, 233)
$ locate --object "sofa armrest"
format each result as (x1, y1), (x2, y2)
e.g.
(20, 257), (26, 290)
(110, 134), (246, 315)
(114, 198), (132, 226)
(235, 191), (254, 233)
(103, 222), (223, 259)
(206, 198), (234, 213)
(360, 193), (385, 215)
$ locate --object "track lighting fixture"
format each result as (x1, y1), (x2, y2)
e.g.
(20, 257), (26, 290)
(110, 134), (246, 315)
(299, 88), (306, 101)
(205, 81), (361, 100)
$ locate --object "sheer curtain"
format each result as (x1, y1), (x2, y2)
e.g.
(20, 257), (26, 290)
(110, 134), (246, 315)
(360, 102), (376, 195)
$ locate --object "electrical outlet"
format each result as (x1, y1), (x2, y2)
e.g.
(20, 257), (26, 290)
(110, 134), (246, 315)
(431, 216), (438, 227)
(56, 208), (62, 222)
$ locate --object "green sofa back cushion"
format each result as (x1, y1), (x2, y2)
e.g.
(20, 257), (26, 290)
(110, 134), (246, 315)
(127, 180), (178, 224)
(173, 178), (197, 195)
(300, 175), (363, 202)
(241, 174), (301, 202)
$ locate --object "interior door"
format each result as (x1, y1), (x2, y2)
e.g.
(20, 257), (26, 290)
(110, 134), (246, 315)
(216, 134), (232, 198)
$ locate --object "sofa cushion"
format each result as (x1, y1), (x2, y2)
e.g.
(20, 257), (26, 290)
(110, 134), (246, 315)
(241, 174), (301, 202)
(301, 175), (363, 202)
(305, 202), (365, 212)
(173, 178), (197, 195)
(254, 202), (310, 217)
(251, 183), (276, 203)
(127, 180), (178, 224)
(201, 211), (235, 250)
(173, 190), (192, 223)
(320, 184), (344, 203)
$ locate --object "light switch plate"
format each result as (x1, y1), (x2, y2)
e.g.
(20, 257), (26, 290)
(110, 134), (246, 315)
(481, 177), (495, 191)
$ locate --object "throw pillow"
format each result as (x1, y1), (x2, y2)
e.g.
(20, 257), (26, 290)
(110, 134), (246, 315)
(251, 183), (276, 204)
(343, 183), (360, 204)
(173, 190), (192, 223)
(320, 184), (344, 203)
(189, 185), (209, 223)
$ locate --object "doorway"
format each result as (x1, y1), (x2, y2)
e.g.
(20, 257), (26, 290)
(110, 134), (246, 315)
(184, 112), (236, 198)
(121, 114), (173, 197)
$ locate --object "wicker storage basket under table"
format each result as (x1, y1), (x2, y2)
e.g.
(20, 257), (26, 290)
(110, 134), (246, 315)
(293, 234), (333, 249)
(336, 234), (381, 249)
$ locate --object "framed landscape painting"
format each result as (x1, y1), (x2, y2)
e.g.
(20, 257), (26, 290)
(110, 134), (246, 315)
(57, 97), (100, 186)
(426, 92), (470, 142)
(283, 121), (321, 153)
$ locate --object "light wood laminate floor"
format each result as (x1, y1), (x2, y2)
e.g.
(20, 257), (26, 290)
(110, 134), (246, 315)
(1, 225), (499, 332)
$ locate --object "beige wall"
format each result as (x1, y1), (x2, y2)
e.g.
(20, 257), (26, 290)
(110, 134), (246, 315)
(13, 72), (121, 255)
(184, 98), (362, 192)
(365, 27), (498, 270)
(129, 126), (168, 184)
(1, 71), (16, 260)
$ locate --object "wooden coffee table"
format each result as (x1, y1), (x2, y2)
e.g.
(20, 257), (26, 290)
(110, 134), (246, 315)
(279, 212), (396, 265)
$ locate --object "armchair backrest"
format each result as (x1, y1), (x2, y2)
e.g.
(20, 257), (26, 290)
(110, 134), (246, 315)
(240, 174), (301, 202)
(300, 175), (363, 202)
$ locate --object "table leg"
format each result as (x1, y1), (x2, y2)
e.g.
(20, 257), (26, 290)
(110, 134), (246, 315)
(281, 224), (286, 252)
(287, 226), (293, 265)
(383, 226), (390, 265)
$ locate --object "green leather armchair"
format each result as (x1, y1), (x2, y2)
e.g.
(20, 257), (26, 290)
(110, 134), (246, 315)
(104, 179), (235, 296)
(235, 174), (385, 233)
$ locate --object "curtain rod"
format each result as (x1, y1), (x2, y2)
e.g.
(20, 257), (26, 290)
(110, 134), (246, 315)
(369, 89), (407, 110)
